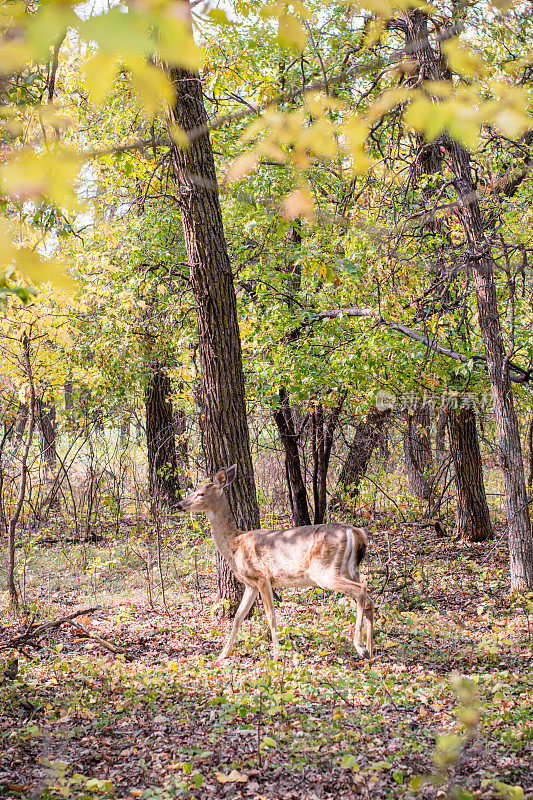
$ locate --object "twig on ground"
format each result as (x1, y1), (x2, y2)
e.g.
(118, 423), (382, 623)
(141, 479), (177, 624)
(0, 607), (99, 652)
(66, 619), (131, 659)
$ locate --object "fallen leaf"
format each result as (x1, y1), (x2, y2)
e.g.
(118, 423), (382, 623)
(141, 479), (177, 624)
(215, 770), (248, 784)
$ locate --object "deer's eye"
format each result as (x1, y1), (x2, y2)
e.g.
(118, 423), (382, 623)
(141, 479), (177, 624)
(197, 493), (204, 497)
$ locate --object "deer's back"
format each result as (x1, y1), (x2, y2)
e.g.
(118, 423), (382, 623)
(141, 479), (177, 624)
(232, 523), (367, 587)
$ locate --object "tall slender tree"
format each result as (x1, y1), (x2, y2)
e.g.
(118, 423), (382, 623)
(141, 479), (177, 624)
(167, 61), (260, 612)
(401, 9), (533, 587)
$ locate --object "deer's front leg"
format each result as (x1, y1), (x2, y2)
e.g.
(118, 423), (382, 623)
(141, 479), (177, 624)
(216, 585), (258, 662)
(258, 580), (280, 661)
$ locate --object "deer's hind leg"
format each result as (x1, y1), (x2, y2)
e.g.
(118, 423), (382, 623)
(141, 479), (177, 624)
(309, 567), (371, 660)
(342, 579), (370, 660)
(364, 594), (374, 661)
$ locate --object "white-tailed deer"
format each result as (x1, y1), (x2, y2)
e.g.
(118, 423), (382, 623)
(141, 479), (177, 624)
(177, 465), (374, 662)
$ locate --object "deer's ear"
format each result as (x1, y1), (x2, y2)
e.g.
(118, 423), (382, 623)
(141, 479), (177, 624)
(225, 464), (237, 485)
(213, 469), (227, 489)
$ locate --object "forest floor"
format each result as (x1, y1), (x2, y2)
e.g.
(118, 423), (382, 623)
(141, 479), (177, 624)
(1, 519), (532, 800)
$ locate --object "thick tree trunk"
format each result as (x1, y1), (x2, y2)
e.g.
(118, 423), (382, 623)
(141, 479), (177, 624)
(37, 391), (57, 472)
(167, 63), (260, 613)
(330, 407), (391, 508)
(447, 407), (493, 542)
(273, 387), (310, 526)
(403, 8), (533, 588)
(435, 407), (447, 468)
(145, 363), (180, 507)
(402, 403), (433, 501)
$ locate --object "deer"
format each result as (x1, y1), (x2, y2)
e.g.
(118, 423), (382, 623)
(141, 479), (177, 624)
(176, 465), (374, 663)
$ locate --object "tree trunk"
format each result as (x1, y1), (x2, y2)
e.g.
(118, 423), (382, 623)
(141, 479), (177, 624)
(13, 403), (28, 445)
(402, 403), (433, 501)
(527, 414), (533, 494)
(167, 62), (260, 613)
(445, 139), (533, 587)
(403, 7), (533, 588)
(120, 416), (130, 446)
(312, 403), (327, 524)
(145, 362), (180, 507)
(273, 387), (310, 526)
(330, 407), (391, 508)
(37, 389), (59, 511)
(7, 336), (36, 613)
(64, 379), (73, 412)
(37, 391), (57, 472)
(435, 407), (447, 468)
(447, 407), (493, 542)
(312, 401), (343, 523)
(273, 220), (311, 524)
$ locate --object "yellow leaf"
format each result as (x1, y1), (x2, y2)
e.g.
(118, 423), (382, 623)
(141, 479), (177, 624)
(343, 117), (369, 173)
(442, 39), (486, 78)
(1, 150), (81, 211)
(297, 119), (337, 158)
(83, 52), (119, 107)
(257, 140), (287, 163)
(169, 123), (190, 150)
(156, 14), (203, 71)
(129, 60), (174, 118)
(223, 151), (259, 183)
(278, 14), (307, 51)
(282, 189), (315, 220)
(215, 770), (248, 784)
(0, 40), (31, 73)
(366, 88), (406, 122)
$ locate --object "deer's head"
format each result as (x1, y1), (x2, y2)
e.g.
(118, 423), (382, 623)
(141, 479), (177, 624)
(176, 465), (237, 513)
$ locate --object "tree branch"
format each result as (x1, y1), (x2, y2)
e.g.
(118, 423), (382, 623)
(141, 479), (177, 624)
(310, 307), (531, 384)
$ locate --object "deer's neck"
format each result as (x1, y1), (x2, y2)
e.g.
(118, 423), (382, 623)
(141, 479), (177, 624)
(206, 492), (241, 567)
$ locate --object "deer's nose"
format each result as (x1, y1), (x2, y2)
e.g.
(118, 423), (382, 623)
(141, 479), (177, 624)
(176, 500), (184, 511)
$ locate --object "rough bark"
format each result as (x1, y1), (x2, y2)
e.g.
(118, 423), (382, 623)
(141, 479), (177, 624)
(7, 336), (35, 613)
(64, 379), (73, 411)
(527, 414), (533, 493)
(330, 407), (391, 508)
(447, 407), (493, 542)
(272, 222), (311, 525)
(13, 403), (28, 444)
(167, 62), (260, 613)
(312, 401), (343, 523)
(404, 8), (533, 588)
(145, 363), (180, 507)
(402, 403), (433, 501)
(312, 404), (327, 524)
(37, 389), (59, 510)
(37, 391), (57, 473)
(273, 387), (310, 526)
(435, 407), (447, 468)
(445, 139), (533, 586)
